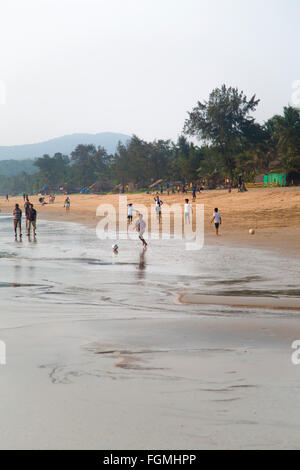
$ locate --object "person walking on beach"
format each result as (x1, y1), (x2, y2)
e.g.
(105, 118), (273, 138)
(27, 203), (37, 238)
(127, 203), (133, 224)
(184, 199), (192, 224)
(211, 208), (222, 236)
(192, 187), (196, 202)
(154, 196), (163, 223)
(64, 196), (70, 212)
(24, 199), (30, 233)
(13, 204), (22, 240)
(135, 213), (147, 248)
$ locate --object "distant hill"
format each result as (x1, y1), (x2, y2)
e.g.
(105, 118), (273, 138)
(0, 159), (37, 177)
(0, 132), (131, 161)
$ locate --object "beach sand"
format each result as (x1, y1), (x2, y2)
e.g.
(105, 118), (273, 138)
(3, 186), (300, 254)
(0, 187), (300, 449)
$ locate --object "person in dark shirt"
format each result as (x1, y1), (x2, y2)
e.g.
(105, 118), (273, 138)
(192, 187), (196, 202)
(13, 204), (22, 240)
(27, 204), (37, 238)
(24, 200), (30, 233)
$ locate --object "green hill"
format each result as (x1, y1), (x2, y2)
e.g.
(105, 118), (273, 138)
(0, 159), (37, 177)
(0, 132), (131, 161)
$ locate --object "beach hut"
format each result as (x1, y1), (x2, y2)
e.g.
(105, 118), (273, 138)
(264, 173), (287, 187)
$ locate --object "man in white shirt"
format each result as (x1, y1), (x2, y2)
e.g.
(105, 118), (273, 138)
(127, 203), (133, 224)
(135, 213), (147, 248)
(211, 208), (222, 236)
(184, 199), (192, 224)
(154, 197), (163, 223)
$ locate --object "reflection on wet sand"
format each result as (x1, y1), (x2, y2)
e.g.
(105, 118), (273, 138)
(137, 248), (147, 279)
(0, 214), (300, 449)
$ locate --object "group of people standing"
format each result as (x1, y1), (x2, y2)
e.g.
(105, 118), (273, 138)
(12, 194), (71, 240)
(13, 198), (37, 240)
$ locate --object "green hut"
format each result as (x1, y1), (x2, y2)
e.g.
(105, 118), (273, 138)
(264, 173), (287, 187)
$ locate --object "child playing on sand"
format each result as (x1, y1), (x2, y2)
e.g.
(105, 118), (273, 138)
(154, 196), (163, 223)
(211, 208), (222, 236)
(192, 187), (196, 202)
(64, 196), (70, 212)
(127, 203), (133, 224)
(184, 199), (192, 224)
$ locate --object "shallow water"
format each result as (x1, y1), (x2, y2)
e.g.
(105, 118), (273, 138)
(0, 213), (299, 320)
(1, 214), (300, 449)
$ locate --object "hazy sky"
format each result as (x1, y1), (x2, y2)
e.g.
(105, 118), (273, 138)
(0, 0), (299, 145)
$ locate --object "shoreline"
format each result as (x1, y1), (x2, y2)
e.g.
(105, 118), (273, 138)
(179, 293), (300, 311)
(2, 187), (300, 256)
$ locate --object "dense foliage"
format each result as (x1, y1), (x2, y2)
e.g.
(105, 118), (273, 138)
(1, 85), (300, 195)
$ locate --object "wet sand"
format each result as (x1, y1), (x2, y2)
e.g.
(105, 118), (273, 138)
(2, 312), (300, 449)
(179, 294), (300, 311)
(0, 189), (300, 449)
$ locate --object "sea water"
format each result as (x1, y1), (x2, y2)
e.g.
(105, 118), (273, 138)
(0, 213), (300, 449)
(0, 213), (299, 320)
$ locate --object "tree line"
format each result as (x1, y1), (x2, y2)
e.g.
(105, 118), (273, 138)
(1, 84), (300, 195)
